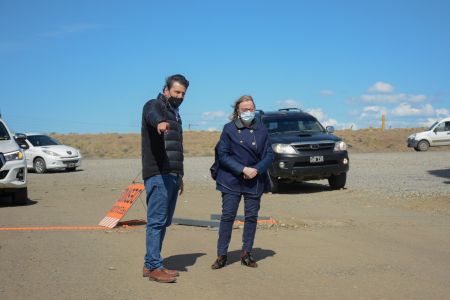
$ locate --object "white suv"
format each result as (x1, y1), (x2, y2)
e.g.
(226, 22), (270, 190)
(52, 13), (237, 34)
(0, 117), (28, 205)
(407, 117), (450, 151)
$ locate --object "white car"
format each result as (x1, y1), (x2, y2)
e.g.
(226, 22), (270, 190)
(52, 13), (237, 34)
(407, 117), (450, 151)
(0, 117), (28, 205)
(19, 133), (82, 173)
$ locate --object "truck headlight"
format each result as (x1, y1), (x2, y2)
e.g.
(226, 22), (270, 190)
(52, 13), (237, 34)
(4, 150), (24, 161)
(408, 134), (416, 139)
(43, 149), (60, 156)
(334, 141), (347, 151)
(272, 143), (297, 154)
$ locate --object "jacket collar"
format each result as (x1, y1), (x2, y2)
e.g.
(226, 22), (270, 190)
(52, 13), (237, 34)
(157, 93), (167, 102)
(157, 93), (179, 113)
(233, 118), (258, 130)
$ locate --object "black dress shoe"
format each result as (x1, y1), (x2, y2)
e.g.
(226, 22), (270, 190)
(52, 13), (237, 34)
(211, 255), (227, 269)
(241, 251), (258, 268)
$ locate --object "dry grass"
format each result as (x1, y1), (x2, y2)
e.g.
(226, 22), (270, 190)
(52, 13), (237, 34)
(51, 128), (449, 159)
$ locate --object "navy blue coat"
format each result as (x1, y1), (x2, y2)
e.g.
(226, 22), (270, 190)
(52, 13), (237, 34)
(216, 118), (274, 195)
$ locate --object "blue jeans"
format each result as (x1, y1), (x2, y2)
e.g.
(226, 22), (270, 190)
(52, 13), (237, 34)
(144, 174), (180, 270)
(217, 192), (261, 256)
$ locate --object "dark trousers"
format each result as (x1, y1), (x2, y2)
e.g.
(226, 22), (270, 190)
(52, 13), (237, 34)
(217, 192), (261, 256)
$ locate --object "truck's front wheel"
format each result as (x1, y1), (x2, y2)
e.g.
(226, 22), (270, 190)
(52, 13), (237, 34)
(13, 188), (28, 205)
(270, 176), (280, 193)
(328, 173), (347, 190)
(417, 140), (430, 151)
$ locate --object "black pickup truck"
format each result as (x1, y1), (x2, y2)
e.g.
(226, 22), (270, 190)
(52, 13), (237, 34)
(258, 108), (349, 192)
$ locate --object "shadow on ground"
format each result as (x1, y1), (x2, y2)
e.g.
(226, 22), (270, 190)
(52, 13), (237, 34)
(29, 168), (84, 175)
(226, 247), (276, 265)
(428, 169), (450, 184)
(0, 196), (38, 207)
(275, 181), (343, 194)
(163, 253), (206, 272)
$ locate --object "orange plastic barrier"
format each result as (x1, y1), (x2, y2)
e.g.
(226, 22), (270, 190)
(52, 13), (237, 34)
(98, 183), (145, 228)
(0, 226), (107, 231)
(234, 219), (278, 226)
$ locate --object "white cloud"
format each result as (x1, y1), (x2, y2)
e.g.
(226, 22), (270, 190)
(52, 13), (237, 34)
(418, 118), (440, 128)
(368, 81), (394, 93)
(306, 108), (346, 129)
(320, 90), (334, 97)
(192, 110), (229, 129)
(391, 103), (437, 117)
(391, 103), (433, 117)
(322, 118), (337, 126)
(201, 110), (227, 120)
(334, 123), (358, 130)
(277, 99), (301, 109)
(435, 108), (450, 116)
(306, 108), (326, 121)
(409, 94), (427, 102)
(39, 23), (99, 38)
(360, 93), (427, 103)
(348, 83), (448, 128)
(359, 106), (387, 120)
(362, 106), (386, 113)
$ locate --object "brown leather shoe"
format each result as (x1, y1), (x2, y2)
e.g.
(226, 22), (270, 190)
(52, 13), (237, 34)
(162, 268), (179, 277)
(143, 266), (179, 277)
(211, 255), (227, 270)
(241, 251), (258, 268)
(147, 268), (176, 283)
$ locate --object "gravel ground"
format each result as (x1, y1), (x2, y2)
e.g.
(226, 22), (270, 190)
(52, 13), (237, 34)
(1, 151), (449, 300)
(67, 151), (450, 197)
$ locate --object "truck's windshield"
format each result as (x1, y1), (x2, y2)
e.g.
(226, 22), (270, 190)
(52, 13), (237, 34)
(0, 122), (11, 140)
(262, 118), (325, 134)
(428, 121), (439, 131)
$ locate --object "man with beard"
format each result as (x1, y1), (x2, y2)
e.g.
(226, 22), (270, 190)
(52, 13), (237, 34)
(141, 74), (189, 283)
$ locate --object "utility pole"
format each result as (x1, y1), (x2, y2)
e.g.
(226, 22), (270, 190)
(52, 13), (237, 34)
(188, 123), (199, 131)
(381, 113), (385, 130)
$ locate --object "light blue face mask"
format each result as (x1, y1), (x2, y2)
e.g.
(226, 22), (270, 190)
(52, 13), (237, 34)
(240, 111), (255, 123)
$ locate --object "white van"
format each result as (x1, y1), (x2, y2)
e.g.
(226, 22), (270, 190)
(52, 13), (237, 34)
(407, 117), (450, 151)
(0, 117), (28, 205)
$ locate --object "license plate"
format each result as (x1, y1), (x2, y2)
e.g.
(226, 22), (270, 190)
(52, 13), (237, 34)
(67, 163), (75, 168)
(310, 156), (324, 163)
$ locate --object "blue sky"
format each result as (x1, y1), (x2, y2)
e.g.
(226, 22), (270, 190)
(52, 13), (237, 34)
(1, 0), (449, 133)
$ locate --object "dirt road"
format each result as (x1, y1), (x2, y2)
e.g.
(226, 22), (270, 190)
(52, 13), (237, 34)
(1, 152), (449, 299)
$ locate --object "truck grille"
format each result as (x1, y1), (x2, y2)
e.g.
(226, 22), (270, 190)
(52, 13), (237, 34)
(294, 160), (338, 167)
(293, 143), (335, 151)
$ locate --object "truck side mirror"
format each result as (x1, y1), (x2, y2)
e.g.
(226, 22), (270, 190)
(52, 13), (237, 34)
(14, 133), (27, 142)
(326, 126), (335, 133)
(14, 133), (29, 149)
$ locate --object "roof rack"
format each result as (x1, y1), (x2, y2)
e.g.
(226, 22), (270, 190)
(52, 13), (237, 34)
(255, 109), (264, 115)
(278, 108), (302, 112)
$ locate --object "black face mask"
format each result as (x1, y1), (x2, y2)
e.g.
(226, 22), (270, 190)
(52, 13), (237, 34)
(168, 97), (183, 109)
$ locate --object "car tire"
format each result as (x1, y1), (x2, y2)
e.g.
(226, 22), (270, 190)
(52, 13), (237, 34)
(270, 176), (280, 193)
(328, 173), (347, 190)
(65, 167), (77, 172)
(12, 187), (28, 205)
(417, 140), (430, 151)
(414, 147), (421, 152)
(34, 157), (47, 174)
